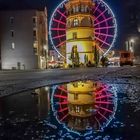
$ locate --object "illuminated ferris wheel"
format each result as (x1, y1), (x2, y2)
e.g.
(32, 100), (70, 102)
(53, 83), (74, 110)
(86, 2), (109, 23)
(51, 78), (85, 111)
(51, 81), (117, 134)
(49, 0), (117, 57)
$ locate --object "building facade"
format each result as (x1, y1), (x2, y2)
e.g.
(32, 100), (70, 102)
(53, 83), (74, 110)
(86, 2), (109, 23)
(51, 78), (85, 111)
(67, 81), (99, 131)
(65, 0), (96, 66)
(0, 9), (48, 70)
(123, 0), (140, 64)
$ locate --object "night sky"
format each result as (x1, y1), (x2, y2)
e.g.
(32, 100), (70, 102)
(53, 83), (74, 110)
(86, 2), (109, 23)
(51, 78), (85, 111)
(0, 0), (122, 18)
(0, 0), (123, 48)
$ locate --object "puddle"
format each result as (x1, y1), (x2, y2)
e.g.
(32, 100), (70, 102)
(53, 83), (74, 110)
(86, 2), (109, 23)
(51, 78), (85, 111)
(0, 80), (140, 140)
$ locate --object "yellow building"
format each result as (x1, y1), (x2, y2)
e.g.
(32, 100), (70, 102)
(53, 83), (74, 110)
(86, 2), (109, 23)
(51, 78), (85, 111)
(67, 80), (99, 131)
(65, 0), (96, 66)
(67, 81), (96, 117)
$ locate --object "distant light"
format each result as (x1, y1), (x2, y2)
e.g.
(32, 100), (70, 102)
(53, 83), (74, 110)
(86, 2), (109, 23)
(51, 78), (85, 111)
(43, 45), (47, 50)
(12, 42), (15, 49)
(45, 87), (49, 91)
(130, 39), (134, 43)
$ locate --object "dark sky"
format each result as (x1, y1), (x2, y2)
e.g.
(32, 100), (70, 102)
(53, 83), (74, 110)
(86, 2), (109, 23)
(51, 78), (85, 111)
(0, 0), (123, 48)
(0, 0), (122, 28)
(0, 0), (123, 25)
(0, 0), (121, 15)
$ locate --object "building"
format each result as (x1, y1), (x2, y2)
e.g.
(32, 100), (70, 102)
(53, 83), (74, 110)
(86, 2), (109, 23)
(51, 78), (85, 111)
(67, 81), (99, 131)
(65, 0), (96, 66)
(67, 81), (95, 117)
(35, 87), (50, 118)
(0, 9), (48, 70)
(123, 0), (140, 63)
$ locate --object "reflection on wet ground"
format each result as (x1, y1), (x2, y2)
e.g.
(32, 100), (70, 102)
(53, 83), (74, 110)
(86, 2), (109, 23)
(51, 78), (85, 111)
(0, 80), (140, 140)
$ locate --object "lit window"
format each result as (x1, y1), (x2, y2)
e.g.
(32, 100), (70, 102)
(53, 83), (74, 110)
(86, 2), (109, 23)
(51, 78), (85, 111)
(74, 19), (79, 26)
(75, 106), (80, 113)
(11, 42), (15, 49)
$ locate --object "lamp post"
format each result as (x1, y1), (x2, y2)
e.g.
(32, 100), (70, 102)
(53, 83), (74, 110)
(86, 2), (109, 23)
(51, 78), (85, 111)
(130, 38), (135, 53)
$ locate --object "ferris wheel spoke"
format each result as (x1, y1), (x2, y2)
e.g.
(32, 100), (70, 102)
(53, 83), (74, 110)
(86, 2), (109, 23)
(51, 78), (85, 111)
(60, 113), (69, 122)
(51, 28), (66, 31)
(95, 105), (113, 113)
(95, 45), (104, 53)
(95, 32), (114, 38)
(95, 101), (113, 105)
(97, 111), (109, 121)
(95, 36), (110, 46)
(94, 9), (108, 22)
(95, 86), (109, 96)
(53, 34), (66, 39)
(56, 9), (66, 19)
(94, 16), (114, 26)
(95, 116), (101, 128)
(95, 94), (113, 100)
(58, 86), (68, 93)
(54, 94), (67, 99)
(95, 26), (115, 30)
(58, 107), (68, 113)
(53, 18), (66, 25)
(93, 2), (101, 13)
(58, 101), (68, 105)
(56, 41), (66, 48)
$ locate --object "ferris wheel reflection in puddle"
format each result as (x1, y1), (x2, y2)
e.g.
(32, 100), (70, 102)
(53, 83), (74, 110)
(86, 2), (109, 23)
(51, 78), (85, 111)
(51, 80), (117, 136)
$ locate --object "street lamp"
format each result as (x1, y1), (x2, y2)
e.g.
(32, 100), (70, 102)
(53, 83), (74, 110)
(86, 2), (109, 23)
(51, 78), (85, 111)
(130, 38), (135, 52)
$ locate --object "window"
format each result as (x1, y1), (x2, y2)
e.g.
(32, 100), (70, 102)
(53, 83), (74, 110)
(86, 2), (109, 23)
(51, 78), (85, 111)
(73, 32), (77, 39)
(67, 20), (71, 28)
(34, 48), (38, 54)
(11, 42), (15, 49)
(33, 17), (37, 27)
(74, 93), (78, 100)
(74, 19), (79, 26)
(11, 30), (14, 37)
(33, 17), (37, 24)
(81, 5), (85, 12)
(73, 6), (76, 13)
(75, 106), (81, 113)
(33, 30), (37, 39)
(10, 17), (14, 24)
(76, 6), (79, 13)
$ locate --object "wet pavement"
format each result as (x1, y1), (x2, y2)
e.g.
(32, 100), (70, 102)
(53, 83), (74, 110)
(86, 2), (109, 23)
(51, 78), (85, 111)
(0, 66), (140, 98)
(0, 80), (140, 140)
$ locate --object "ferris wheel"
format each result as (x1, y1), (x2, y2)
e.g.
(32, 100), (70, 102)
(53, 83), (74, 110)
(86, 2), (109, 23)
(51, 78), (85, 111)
(51, 81), (117, 135)
(49, 0), (117, 57)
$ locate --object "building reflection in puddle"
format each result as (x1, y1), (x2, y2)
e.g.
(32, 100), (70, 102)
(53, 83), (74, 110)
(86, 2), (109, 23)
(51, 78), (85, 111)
(35, 87), (50, 118)
(51, 80), (117, 135)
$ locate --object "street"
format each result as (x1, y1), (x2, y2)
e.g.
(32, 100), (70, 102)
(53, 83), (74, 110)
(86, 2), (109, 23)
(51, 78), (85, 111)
(0, 66), (140, 97)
